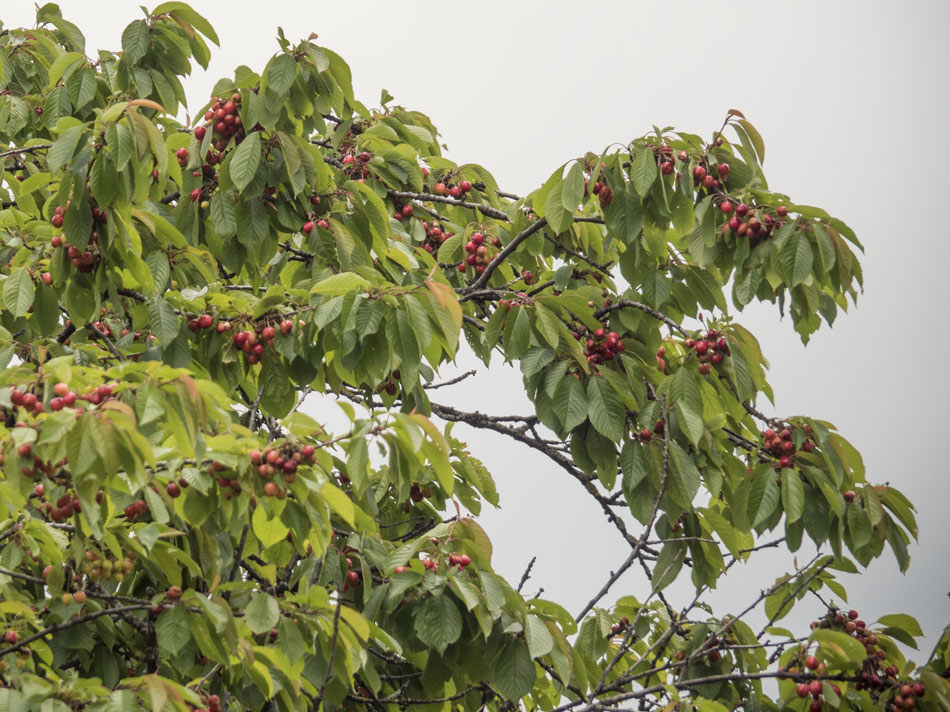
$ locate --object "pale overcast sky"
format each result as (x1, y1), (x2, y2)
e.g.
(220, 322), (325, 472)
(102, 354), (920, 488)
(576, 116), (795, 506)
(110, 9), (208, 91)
(4, 0), (948, 655)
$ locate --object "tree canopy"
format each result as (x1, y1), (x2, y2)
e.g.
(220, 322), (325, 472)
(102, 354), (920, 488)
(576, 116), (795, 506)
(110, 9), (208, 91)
(0, 4), (947, 712)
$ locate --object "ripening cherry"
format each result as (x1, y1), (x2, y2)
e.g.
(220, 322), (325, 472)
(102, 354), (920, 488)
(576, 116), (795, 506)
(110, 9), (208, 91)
(433, 183), (447, 195)
(804, 655), (819, 670)
(776, 205), (788, 217)
(342, 155), (355, 165)
(459, 180), (472, 192)
(302, 221), (315, 234)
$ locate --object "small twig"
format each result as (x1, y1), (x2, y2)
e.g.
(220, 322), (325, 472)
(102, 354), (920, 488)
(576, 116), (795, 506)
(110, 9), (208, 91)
(316, 598), (344, 705)
(465, 217), (548, 291)
(517, 556), (536, 593)
(85, 321), (125, 361)
(423, 370), (477, 390)
(0, 143), (52, 159)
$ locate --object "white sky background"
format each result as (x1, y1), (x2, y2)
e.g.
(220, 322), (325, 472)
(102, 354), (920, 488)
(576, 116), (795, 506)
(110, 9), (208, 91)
(5, 0), (949, 656)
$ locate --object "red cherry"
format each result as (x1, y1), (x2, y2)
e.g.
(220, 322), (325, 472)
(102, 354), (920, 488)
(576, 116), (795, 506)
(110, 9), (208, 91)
(190, 188), (202, 202)
(692, 166), (706, 180)
(776, 205), (788, 217)
(804, 655), (819, 670)
(797, 684), (810, 698)
(4, 630), (18, 644)
(433, 183), (446, 195)
(717, 163), (730, 177)
(459, 180), (472, 192)
(17, 443), (31, 458)
(167, 482), (181, 497)
(302, 221), (315, 234)
(342, 155), (355, 165)
(694, 340), (709, 355)
(809, 680), (823, 697)
(720, 201), (733, 214)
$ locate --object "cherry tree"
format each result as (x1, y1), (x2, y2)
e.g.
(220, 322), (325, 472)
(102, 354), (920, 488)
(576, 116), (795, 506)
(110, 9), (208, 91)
(0, 4), (947, 712)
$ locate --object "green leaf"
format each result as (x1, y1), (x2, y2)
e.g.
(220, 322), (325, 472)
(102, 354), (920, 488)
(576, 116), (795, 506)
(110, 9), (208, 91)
(736, 119), (765, 163)
(554, 376), (588, 433)
(524, 614), (554, 659)
(561, 162), (585, 212)
(782, 470), (805, 523)
(155, 606), (191, 656)
(47, 125), (84, 174)
(586, 377), (626, 442)
(812, 628), (866, 665)
(652, 542), (687, 591)
(491, 638), (537, 701)
(310, 272), (370, 295)
(152, 2), (220, 44)
(2, 268), (35, 317)
(229, 131), (261, 193)
(777, 232), (814, 288)
(245, 592), (280, 635)
(667, 442), (701, 510)
(262, 53), (297, 97)
(631, 147), (658, 197)
(747, 468), (780, 528)
(604, 184), (643, 245)
(121, 20), (150, 64)
(876, 613), (922, 637)
(414, 595), (462, 654)
(147, 297), (180, 344)
(259, 355), (295, 418)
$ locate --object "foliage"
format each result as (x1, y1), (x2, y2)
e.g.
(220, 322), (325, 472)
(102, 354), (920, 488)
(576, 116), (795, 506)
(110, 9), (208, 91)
(0, 4), (945, 712)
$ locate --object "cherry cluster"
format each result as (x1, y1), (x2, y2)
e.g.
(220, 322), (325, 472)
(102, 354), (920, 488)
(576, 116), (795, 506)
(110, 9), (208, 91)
(579, 327), (625, 365)
(232, 318), (295, 365)
(187, 312), (231, 334)
(418, 220), (455, 253)
(39, 488), (81, 523)
(197, 93), (246, 152)
(588, 180), (612, 208)
(409, 482), (432, 503)
(391, 197), (414, 222)
(720, 201), (788, 247)
(609, 616), (630, 637)
(637, 418), (665, 443)
(684, 328), (730, 375)
(301, 214), (330, 234)
(78, 549), (136, 583)
(762, 424), (816, 470)
(343, 555), (361, 591)
(249, 441), (317, 496)
(48, 202), (107, 274)
(341, 151), (372, 180)
(692, 162), (729, 192)
(432, 178), (472, 199)
(463, 232), (495, 275)
(192, 693), (222, 712)
(123, 498), (148, 522)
